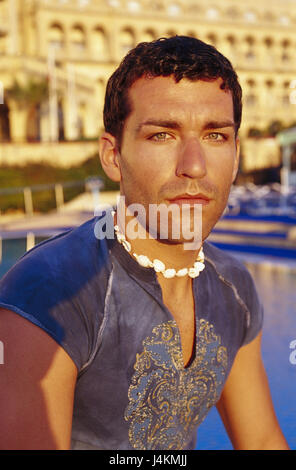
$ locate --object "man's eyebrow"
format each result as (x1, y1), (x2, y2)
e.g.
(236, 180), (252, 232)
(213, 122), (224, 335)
(135, 119), (236, 134)
(135, 119), (181, 133)
(203, 120), (235, 130)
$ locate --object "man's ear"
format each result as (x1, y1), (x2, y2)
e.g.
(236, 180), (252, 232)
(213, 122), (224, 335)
(232, 136), (240, 183)
(98, 132), (121, 182)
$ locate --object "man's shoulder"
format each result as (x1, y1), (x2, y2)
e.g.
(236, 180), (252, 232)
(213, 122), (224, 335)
(203, 241), (255, 289)
(203, 241), (263, 345)
(0, 216), (113, 371)
(0, 216), (112, 290)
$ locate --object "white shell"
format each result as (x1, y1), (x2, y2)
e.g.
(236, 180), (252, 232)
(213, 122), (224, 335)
(153, 259), (165, 272)
(116, 233), (125, 242)
(122, 239), (131, 252)
(194, 261), (205, 272)
(188, 268), (199, 278)
(136, 255), (151, 267)
(176, 268), (188, 277)
(198, 248), (204, 261)
(163, 268), (176, 278)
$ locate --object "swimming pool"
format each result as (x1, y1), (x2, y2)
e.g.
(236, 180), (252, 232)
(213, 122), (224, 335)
(0, 238), (295, 450)
(196, 262), (296, 450)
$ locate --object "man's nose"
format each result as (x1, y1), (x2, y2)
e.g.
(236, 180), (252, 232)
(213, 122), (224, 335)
(176, 138), (207, 179)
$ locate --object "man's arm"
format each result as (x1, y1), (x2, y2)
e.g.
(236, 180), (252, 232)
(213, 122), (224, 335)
(216, 331), (289, 450)
(0, 308), (77, 450)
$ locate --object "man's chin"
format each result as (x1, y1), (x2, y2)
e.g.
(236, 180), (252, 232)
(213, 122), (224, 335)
(147, 233), (202, 251)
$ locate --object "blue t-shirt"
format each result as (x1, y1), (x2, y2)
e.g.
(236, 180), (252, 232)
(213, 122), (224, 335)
(0, 216), (263, 450)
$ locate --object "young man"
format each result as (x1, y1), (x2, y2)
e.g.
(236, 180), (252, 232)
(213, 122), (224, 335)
(0, 36), (289, 450)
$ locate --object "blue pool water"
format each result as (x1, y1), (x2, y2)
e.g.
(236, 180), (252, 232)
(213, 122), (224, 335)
(0, 239), (295, 450)
(196, 262), (296, 450)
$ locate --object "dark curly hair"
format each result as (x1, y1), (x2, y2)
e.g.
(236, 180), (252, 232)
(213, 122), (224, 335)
(103, 36), (242, 147)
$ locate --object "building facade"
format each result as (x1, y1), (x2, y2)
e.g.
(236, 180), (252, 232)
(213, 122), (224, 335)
(1, 0), (296, 171)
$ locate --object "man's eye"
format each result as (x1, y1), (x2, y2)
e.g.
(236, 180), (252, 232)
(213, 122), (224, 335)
(206, 133), (226, 141)
(149, 132), (170, 141)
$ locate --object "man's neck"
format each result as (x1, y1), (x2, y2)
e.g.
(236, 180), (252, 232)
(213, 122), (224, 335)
(127, 234), (200, 273)
(114, 210), (203, 287)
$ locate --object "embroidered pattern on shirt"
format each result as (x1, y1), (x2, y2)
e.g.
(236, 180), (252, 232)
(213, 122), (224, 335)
(124, 319), (228, 450)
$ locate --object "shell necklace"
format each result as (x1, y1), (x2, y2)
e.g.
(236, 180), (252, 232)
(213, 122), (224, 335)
(112, 211), (205, 279)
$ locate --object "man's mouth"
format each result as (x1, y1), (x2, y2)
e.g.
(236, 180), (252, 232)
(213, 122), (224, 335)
(167, 193), (211, 206)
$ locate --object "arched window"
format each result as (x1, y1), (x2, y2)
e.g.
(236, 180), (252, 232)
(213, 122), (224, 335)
(119, 28), (135, 57)
(206, 33), (217, 47)
(282, 81), (292, 106)
(165, 30), (178, 38)
(244, 36), (256, 62)
(48, 23), (64, 50)
(245, 79), (257, 107)
(141, 29), (156, 43)
(0, 31), (7, 55)
(281, 39), (291, 63)
(106, 0), (121, 7)
(167, 3), (181, 16)
(206, 7), (219, 21)
(265, 80), (275, 108)
(263, 37), (275, 66)
(279, 14), (290, 26)
(187, 31), (196, 38)
(127, 0), (141, 13)
(70, 24), (87, 54)
(245, 94), (257, 107)
(244, 10), (257, 23)
(92, 27), (108, 61)
(224, 35), (237, 63)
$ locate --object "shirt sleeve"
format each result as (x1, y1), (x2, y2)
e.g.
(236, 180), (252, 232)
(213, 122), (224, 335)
(0, 230), (108, 372)
(240, 268), (264, 346)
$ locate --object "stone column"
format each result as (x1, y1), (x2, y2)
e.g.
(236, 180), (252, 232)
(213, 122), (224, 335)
(39, 101), (50, 143)
(8, 99), (29, 142)
(82, 97), (101, 139)
(63, 64), (80, 141)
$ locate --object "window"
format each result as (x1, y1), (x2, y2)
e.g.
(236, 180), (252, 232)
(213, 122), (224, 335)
(279, 15), (290, 26)
(70, 25), (86, 53)
(244, 11), (257, 23)
(141, 29), (156, 42)
(92, 27), (108, 60)
(127, 1), (141, 13)
(48, 23), (64, 50)
(206, 7), (219, 21)
(167, 4), (181, 16)
(119, 28), (135, 56)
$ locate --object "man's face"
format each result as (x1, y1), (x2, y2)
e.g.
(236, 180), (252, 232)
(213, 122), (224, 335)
(115, 75), (239, 242)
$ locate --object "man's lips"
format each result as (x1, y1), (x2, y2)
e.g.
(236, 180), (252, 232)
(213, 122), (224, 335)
(167, 193), (211, 206)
